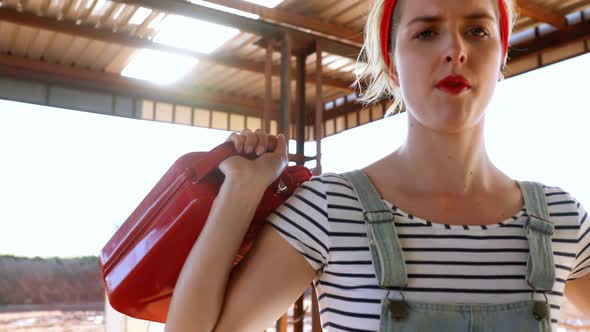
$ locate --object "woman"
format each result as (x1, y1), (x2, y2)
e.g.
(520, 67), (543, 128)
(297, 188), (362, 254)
(165, 0), (590, 331)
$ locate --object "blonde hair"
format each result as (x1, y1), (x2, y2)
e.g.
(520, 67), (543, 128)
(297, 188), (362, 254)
(354, 0), (518, 117)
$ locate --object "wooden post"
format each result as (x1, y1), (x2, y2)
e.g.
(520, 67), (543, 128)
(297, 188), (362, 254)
(535, 26), (543, 67)
(314, 41), (324, 176)
(294, 294), (304, 332)
(295, 53), (306, 166)
(264, 39), (274, 133)
(280, 32), (293, 140)
(276, 314), (288, 332)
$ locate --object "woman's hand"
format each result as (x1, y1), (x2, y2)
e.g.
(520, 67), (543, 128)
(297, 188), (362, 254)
(219, 129), (289, 189)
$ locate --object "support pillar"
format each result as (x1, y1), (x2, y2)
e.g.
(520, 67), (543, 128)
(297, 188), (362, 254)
(314, 41), (324, 176)
(295, 53), (307, 166)
(280, 32), (293, 140)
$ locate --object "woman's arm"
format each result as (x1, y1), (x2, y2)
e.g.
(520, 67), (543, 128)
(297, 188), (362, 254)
(212, 222), (317, 331)
(164, 176), (317, 332)
(164, 177), (265, 332)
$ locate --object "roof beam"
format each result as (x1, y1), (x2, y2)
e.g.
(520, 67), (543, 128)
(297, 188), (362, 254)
(0, 7), (353, 90)
(111, 0), (361, 59)
(508, 18), (590, 61)
(516, 0), (569, 31)
(216, 54), (353, 90)
(305, 99), (389, 124)
(203, 0), (364, 44)
(0, 54), (282, 119)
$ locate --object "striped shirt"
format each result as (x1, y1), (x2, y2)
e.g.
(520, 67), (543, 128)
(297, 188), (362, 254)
(266, 172), (590, 332)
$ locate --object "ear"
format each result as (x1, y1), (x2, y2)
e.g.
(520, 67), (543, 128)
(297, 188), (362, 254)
(388, 65), (400, 87)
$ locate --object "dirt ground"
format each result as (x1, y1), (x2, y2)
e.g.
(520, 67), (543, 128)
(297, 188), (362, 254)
(0, 310), (104, 332)
(0, 299), (587, 331)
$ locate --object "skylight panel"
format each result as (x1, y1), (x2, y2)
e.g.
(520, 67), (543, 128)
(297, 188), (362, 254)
(112, 4), (125, 21)
(92, 0), (109, 16)
(326, 57), (352, 71)
(148, 13), (166, 29)
(339, 64), (357, 72)
(129, 7), (152, 25)
(243, 0), (284, 8)
(70, 0), (83, 12)
(188, 0), (259, 20)
(152, 14), (240, 54)
(121, 49), (199, 85)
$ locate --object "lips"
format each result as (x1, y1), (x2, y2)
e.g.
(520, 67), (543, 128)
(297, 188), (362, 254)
(436, 75), (472, 95)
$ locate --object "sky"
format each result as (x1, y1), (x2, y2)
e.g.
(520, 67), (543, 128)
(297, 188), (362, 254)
(0, 53), (589, 258)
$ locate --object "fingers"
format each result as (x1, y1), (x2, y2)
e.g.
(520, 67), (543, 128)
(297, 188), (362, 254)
(227, 129), (273, 155)
(226, 131), (247, 153)
(254, 129), (268, 156)
(241, 129), (258, 154)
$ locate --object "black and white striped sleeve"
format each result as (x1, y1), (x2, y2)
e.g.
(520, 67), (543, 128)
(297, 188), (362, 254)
(266, 175), (331, 272)
(569, 201), (590, 280)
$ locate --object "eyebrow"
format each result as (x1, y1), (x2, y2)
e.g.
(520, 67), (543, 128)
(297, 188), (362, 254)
(406, 13), (496, 27)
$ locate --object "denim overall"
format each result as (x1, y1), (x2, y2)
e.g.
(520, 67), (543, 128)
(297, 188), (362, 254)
(342, 170), (555, 332)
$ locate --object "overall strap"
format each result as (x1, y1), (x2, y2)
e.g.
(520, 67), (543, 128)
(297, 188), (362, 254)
(518, 181), (555, 291)
(341, 170), (408, 288)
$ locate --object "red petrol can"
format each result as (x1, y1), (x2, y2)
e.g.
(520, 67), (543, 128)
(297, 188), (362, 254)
(99, 140), (312, 322)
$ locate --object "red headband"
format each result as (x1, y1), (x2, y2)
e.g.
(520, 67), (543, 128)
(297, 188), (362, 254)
(380, 0), (509, 68)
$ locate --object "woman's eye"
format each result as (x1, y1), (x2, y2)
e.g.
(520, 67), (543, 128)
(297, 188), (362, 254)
(468, 27), (488, 37)
(416, 30), (436, 40)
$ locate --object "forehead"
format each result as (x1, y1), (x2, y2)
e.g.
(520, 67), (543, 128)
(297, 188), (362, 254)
(396, 0), (498, 22)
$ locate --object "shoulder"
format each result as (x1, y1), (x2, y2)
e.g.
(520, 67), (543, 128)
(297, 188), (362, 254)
(315, 172), (354, 185)
(521, 181), (579, 209)
(539, 184), (582, 215)
(310, 172), (361, 199)
(540, 185), (590, 280)
(302, 172), (356, 193)
(533, 183), (586, 230)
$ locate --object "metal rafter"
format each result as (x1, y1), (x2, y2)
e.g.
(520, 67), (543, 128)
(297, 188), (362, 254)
(203, 0), (363, 45)
(516, 0), (570, 31)
(96, 1), (121, 28)
(58, 0), (75, 20)
(41, 0), (52, 16)
(110, 0), (362, 60)
(79, 0), (99, 22)
(509, 17), (590, 61)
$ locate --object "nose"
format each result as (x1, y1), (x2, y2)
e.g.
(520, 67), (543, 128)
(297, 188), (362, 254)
(445, 34), (467, 65)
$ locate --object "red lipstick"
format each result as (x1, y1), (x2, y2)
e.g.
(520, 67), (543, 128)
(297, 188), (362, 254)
(436, 75), (472, 95)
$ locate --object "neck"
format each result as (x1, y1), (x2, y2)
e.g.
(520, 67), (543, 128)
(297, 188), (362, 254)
(389, 114), (503, 196)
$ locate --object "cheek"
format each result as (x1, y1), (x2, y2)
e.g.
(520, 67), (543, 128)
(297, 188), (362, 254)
(478, 40), (504, 71)
(395, 47), (430, 83)
(396, 54), (433, 104)
(478, 49), (504, 91)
